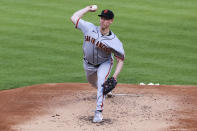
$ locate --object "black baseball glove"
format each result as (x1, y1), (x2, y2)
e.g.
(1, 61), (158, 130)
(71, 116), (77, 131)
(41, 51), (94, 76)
(102, 77), (117, 95)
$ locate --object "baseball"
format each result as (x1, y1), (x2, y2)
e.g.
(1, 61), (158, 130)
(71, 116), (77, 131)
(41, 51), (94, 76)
(139, 82), (145, 85)
(148, 83), (154, 85)
(91, 5), (98, 11)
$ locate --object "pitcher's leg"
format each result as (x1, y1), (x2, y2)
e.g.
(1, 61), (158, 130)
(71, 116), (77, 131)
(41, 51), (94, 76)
(96, 60), (113, 111)
(86, 71), (97, 88)
(83, 61), (98, 88)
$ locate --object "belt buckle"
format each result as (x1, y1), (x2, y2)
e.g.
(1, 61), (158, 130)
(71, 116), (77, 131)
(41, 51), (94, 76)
(84, 58), (100, 67)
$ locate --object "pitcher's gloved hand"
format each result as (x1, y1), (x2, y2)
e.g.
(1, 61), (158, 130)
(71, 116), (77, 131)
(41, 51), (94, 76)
(102, 77), (117, 95)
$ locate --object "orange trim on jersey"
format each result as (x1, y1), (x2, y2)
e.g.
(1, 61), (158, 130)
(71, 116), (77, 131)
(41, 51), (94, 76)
(75, 18), (80, 28)
(115, 54), (125, 61)
(105, 59), (113, 80)
(101, 94), (104, 109)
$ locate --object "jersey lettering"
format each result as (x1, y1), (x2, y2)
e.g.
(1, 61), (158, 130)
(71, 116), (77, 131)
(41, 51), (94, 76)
(85, 36), (91, 42)
(91, 38), (96, 45)
(85, 35), (111, 53)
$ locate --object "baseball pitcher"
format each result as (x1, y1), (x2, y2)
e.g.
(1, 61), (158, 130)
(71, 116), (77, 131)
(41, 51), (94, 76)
(70, 5), (125, 123)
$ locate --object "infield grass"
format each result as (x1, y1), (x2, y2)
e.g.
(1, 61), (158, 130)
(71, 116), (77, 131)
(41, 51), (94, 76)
(0, 0), (197, 90)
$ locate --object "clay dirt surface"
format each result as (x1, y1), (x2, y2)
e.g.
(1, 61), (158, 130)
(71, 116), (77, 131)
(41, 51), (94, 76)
(0, 83), (196, 131)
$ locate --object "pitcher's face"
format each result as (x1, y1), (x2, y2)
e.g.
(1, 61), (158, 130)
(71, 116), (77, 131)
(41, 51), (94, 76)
(100, 17), (113, 29)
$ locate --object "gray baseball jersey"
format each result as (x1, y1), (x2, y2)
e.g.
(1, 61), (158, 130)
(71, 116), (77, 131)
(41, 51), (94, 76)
(75, 19), (125, 65)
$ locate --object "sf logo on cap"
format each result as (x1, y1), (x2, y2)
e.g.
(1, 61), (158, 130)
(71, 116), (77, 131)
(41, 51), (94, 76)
(104, 10), (108, 14)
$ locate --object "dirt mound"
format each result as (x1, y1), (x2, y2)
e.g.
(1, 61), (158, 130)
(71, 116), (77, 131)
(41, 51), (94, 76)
(0, 83), (196, 131)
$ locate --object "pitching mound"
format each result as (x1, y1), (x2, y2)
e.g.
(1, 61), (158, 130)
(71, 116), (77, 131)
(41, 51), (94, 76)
(0, 83), (196, 131)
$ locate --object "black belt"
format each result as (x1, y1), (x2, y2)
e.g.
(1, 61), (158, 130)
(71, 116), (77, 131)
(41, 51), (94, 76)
(84, 58), (100, 67)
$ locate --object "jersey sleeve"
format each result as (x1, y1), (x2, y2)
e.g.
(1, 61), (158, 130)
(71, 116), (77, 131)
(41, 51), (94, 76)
(113, 49), (125, 61)
(107, 38), (125, 61)
(75, 19), (94, 34)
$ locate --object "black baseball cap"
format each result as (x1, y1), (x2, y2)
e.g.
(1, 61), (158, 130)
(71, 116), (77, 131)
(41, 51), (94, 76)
(98, 9), (114, 19)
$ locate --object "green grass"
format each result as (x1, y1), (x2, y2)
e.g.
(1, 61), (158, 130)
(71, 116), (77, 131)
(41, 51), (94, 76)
(0, 0), (197, 90)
